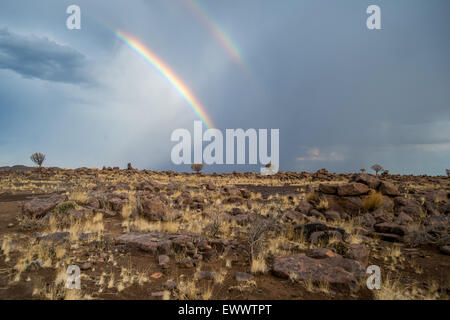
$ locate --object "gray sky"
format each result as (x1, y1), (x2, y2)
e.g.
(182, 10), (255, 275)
(0, 0), (449, 175)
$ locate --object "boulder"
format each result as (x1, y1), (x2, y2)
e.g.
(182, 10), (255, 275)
(306, 248), (339, 259)
(272, 254), (361, 292)
(141, 198), (168, 221)
(335, 196), (363, 215)
(21, 194), (68, 218)
(379, 182), (400, 196)
(344, 244), (369, 267)
(337, 183), (369, 196)
(116, 231), (210, 257)
(294, 223), (346, 239)
(158, 255), (170, 268)
(352, 174), (381, 189)
(361, 213), (376, 229)
(440, 246), (450, 256)
(295, 202), (313, 215)
(395, 212), (414, 225)
(323, 210), (340, 221)
(374, 222), (408, 236)
(319, 184), (338, 195)
(371, 232), (403, 242)
(235, 272), (254, 282)
(195, 271), (216, 280)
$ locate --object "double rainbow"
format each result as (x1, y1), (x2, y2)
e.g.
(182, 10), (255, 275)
(182, 0), (247, 73)
(116, 30), (215, 129)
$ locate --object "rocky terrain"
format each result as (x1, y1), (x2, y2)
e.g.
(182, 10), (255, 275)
(0, 167), (448, 300)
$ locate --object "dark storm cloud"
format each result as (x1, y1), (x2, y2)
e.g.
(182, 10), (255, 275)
(0, 0), (449, 175)
(0, 28), (89, 84)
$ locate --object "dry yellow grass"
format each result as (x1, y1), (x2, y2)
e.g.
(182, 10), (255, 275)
(250, 255), (268, 274)
(362, 192), (383, 212)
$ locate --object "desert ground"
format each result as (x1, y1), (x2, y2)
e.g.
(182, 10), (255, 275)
(0, 167), (448, 300)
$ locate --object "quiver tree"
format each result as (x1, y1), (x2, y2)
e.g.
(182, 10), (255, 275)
(191, 163), (204, 174)
(30, 152), (45, 168)
(371, 164), (383, 176)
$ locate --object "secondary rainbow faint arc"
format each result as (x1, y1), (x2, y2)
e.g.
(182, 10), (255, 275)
(182, 0), (248, 73)
(115, 30), (215, 129)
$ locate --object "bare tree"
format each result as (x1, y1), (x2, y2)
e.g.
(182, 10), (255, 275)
(191, 163), (204, 174)
(244, 219), (271, 260)
(30, 152), (45, 168)
(371, 164), (383, 176)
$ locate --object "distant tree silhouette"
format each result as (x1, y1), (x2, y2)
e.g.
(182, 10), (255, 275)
(30, 152), (45, 168)
(191, 163), (204, 174)
(446, 169), (450, 177)
(371, 164), (383, 176)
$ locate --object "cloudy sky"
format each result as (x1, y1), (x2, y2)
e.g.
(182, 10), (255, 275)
(0, 0), (449, 175)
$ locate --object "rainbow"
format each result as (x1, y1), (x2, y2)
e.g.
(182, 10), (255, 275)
(115, 30), (215, 129)
(182, 0), (248, 73)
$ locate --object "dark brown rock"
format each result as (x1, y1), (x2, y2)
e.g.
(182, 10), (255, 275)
(379, 182), (400, 196)
(306, 248), (339, 259)
(374, 222), (407, 236)
(21, 194), (68, 218)
(337, 183), (369, 196)
(319, 184), (338, 195)
(272, 254), (360, 292)
(344, 244), (369, 267)
(235, 272), (254, 282)
(352, 174), (381, 189)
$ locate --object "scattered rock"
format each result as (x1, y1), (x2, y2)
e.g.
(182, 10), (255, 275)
(440, 246), (450, 256)
(24, 259), (44, 272)
(158, 255), (170, 268)
(323, 210), (340, 221)
(395, 212), (414, 225)
(272, 254), (360, 292)
(116, 232), (211, 258)
(195, 271), (216, 280)
(164, 280), (177, 290)
(319, 184), (338, 195)
(37, 232), (70, 243)
(80, 262), (92, 270)
(150, 272), (163, 279)
(151, 291), (166, 298)
(344, 244), (369, 267)
(337, 183), (369, 196)
(374, 222), (407, 236)
(141, 198), (168, 221)
(379, 182), (400, 196)
(306, 248), (339, 259)
(177, 257), (195, 268)
(372, 232), (403, 242)
(235, 272), (254, 282)
(21, 194), (68, 218)
(294, 223), (346, 239)
(352, 174), (381, 189)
